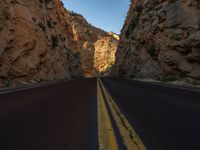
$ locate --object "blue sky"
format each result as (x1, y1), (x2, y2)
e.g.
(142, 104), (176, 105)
(62, 0), (130, 34)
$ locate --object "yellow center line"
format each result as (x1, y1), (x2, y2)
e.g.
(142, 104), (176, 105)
(98, 78), (147, 150)
(97, 79), (119, 150)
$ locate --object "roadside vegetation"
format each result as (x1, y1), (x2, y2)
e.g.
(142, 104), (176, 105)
(51, 35), (58, 48)
(3, 80), (12, 87)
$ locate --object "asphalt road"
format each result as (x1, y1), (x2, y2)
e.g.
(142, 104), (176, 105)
(0, 77), (200, 150)
(0, 78), (98, 150)
(101, 77), (200, 150)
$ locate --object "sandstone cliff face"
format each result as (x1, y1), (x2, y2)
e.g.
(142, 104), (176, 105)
(0, 0), (83, 85)
(67, 12), (118, 76)
(113, 0), (200, 83)
(0, 0), (118, 86)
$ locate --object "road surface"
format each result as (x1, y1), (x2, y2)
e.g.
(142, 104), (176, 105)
(0, 77), (199, 150)
(0, 78), (98, 150)
(101, 77), (200, 150)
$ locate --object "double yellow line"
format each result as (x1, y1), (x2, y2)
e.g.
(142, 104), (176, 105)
(97, 78), (147, 150)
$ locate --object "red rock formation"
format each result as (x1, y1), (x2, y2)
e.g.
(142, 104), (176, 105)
(0, 0), (118, 86)
(66, 12), (119, 76)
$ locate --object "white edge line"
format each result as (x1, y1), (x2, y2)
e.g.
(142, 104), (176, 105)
(0, 84), (53, 95)
(130, 79), (200, 92)
(150, 82), (200, 92)
(0, 80), (73, 95)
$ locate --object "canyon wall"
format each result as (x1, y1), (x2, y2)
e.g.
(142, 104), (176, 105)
(68, 12), (118, 76)
(0, 0), (83, 85)
(0, 0), (118, 86)
(113, 0), (200, 84)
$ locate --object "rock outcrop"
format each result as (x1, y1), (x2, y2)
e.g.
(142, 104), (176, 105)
(0, 0), (118, 86)
(0, 0), (83, 85)
(113, 0), (200, 83)
(67, 12), (118, 76)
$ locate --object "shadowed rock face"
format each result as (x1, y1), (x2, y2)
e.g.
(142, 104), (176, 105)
(113, 0), (200, 84)
(0, 0), (118, 85)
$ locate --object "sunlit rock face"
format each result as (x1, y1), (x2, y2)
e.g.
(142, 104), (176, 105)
(113, 0), (200, 84)
(0, 0), (84, 85)
(0, 0), (118, 85)
(67, 13), (119, 76)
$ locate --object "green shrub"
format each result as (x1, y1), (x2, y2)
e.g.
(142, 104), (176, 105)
(53, 21), (57, 26)
(85, 29), (91, 35)
(39, 0), (54, 4)
(168, 0), (178, 4)
(38, 22), (45, 32)
(74, 52), (80, 59)
(158, 75), (178, 82)
(61, 36), (66, 41)
(51, 35), (58, 48)
(3, 80), (12, 87)
(130, 73), (136, 78)
(45, 0), (53, 4)
(179, 71), (187, 78)
(147, 45), (156, 57)
(104, 64), (113, 73)
(61, 1), (64, 6)
(118, 65), (126, 78)
(47, 20), (53, 28)
(70, 11), (79, 17)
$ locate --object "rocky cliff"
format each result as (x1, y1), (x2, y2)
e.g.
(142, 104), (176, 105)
(0, 0), (118, 86)
(0, 0), (84, 85)
(113, 0), (200, 84)
(67, 12), (118, 76)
